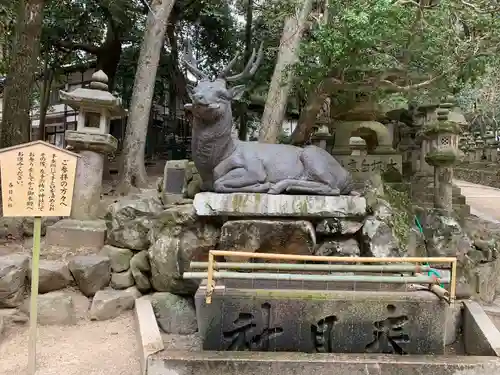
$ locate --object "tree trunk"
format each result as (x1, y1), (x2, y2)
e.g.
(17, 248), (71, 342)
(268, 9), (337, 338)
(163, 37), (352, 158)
(238, 0), (253, 141)
(0, 0), (45, 148)
(117, 0), (176, 195)
(37, 54), (54, 141)
(258, 0), (314, 144)
(290, 78), (334, 145)
(96, 26), (122, 91)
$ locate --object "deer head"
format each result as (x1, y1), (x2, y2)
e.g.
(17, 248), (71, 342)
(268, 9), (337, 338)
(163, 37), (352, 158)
(183, 41), (264, 125)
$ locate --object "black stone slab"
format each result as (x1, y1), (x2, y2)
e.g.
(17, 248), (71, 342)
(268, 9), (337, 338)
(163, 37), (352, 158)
(165, 168), (186, 194)
(195, 286), (448, 355)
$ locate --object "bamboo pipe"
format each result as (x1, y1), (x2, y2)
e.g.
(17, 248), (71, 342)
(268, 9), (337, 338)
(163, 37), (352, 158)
(190, 262), (437, 273)
(209, 250), (456, 264)
(183, 271), (450, 284)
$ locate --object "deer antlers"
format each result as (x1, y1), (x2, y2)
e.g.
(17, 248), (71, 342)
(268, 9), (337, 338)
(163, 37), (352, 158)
(182, 39), (264, 82)
(219, 42), (264, 82)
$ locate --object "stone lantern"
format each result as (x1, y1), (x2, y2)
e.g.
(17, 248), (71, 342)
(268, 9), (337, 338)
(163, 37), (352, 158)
(349, 136), (367, 156)
(483, 128), (498, 163)
(475, 137), (485, 161)
(59, 70), (127, 220)
(311, 125), (334, 152)
(422, 107), (461, 214)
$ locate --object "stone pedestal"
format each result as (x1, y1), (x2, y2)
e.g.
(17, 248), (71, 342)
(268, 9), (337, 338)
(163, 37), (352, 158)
(66, 131), (118, 220)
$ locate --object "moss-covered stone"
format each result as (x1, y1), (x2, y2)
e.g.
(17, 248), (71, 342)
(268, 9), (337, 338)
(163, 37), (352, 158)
(425, 149), (458, 166)
(383, 185), (413, 254)
(420, 120), (462, 136)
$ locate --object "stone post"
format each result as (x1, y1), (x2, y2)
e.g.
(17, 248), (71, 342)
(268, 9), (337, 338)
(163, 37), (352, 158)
(59, 71), (126, 220)
(422, 107), (461, 214)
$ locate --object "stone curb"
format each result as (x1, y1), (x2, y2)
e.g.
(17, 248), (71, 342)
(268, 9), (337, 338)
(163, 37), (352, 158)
(134, 297), (164, 375)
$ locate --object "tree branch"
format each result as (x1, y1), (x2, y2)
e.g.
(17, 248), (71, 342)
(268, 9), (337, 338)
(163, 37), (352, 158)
(54, 40), (101, 55)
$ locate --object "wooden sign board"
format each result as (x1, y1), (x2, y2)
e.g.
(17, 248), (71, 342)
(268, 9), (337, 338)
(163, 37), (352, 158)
(0, 141), (79, 217)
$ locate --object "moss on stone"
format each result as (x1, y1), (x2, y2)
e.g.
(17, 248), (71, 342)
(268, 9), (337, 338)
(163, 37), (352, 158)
(383, 185), (413, 254)
(420, 120), (462, 136)
(425, 149), (458, 166)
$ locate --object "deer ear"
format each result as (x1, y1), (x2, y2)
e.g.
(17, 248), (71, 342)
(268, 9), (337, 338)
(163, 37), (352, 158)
(229, 85), (246, 101)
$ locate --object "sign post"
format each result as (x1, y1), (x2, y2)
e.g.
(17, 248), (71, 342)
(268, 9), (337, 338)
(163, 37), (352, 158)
(0, 141), (79, 374)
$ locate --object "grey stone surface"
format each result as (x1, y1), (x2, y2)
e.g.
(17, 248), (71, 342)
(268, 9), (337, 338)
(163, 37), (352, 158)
(0, 217), (23, 241)
(193, 192), (367, 218)
(463, 300), (500, 356)
(45, 219), (107, 248)
(219, 220), (316, 261)
(111, 270), (135, 289)
(163, 159), (189, 195)
(130, 251), (152, 293)
(148, 352), (500, 375)
(149, 292), (197, 334)
(195, 287), (448, 355)
(361, 216), (402, 257)
(105, 194), (164, 250)
(20, 291), (76, 325)
(185, 71), (354, 195)
(135, 297), (164, 375)
(148, 223), (219, 294)
(65, 130), (118, 154)
(0, 254), (29, 308)
(90, 287), (141, 321)
(68, 255), (111, 297)
(316, 218), (363, 236)
(315, 238), (360, 257)
(99, 245), (134, 272)
(29, 260), (73, 293)
(22, 216), (61, 237)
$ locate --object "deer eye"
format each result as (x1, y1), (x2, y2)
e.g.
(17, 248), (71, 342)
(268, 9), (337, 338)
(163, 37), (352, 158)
(217, 91), (230, 100)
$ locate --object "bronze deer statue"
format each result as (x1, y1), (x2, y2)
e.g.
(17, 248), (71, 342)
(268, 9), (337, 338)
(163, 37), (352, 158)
(183, 43), (354, 195)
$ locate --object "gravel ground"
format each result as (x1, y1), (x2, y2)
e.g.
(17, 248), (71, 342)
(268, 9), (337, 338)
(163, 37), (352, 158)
(0, 311), (140, 375)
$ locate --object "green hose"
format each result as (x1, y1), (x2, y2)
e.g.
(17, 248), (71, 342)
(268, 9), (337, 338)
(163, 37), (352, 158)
(414, 215), (444, 288)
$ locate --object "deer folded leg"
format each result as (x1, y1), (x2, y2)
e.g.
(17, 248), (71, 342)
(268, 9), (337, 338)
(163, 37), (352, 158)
(268, 179), (340, 195)
(214, 167), (271, 193)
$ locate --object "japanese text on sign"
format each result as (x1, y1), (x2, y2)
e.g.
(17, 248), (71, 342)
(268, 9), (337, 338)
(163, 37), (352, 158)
(0, 141), (78, 217)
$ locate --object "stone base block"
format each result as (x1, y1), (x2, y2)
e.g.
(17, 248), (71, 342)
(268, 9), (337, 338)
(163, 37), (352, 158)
(195, 286), (448, 355)
(46, 219), (106, 248)
(193, 192), (366, 218)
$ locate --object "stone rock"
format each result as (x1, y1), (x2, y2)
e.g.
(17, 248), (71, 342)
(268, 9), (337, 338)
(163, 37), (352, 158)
(20, 291), (76, 325)
(0, 217), (23, 241)
(22, 216), (61, 237)
(130, 251), (152, 293)
(149, 292), (197, 334)
(193, 192), (367, 218)
(98, 245), (134, 272)
(111, 270), (135, 289)
(315, 238), (360, 257)
(29, 260), (73, 293)
(183, 161), (202, 199)
(0, 254), (29, 307)
(316, 218), (363, 236)
(361, 216), (402, 257)
(149, 205), (198, 243)
(149, 224), (219, 295)
(68, 256), (111, 297)
(219, 220), (315, 261)
(105, 194), (164, 250)
(420, 209), (473, 259)
(163, 159), (189, 195)
(90, 287), (141, 321)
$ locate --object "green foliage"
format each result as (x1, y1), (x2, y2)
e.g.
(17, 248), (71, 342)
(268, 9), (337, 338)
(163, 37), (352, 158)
(294, 0), (500, 102)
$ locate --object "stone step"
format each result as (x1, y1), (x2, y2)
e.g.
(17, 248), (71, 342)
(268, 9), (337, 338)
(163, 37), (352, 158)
(46, 219), (107, 249)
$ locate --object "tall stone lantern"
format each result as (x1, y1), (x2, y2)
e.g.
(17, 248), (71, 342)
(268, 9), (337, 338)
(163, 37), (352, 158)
(59, 71), (126, 219)
(422, 107), (461, 214)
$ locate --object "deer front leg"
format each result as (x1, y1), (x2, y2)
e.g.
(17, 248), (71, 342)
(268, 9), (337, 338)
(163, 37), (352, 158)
(214, 167), (271, 193)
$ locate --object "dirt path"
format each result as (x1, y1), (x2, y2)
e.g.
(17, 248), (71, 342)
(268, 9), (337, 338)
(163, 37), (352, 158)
(0, 312), (140, 375)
